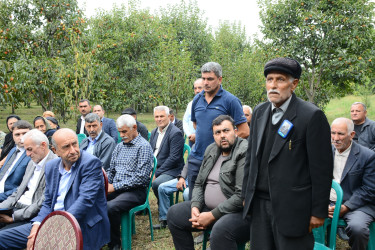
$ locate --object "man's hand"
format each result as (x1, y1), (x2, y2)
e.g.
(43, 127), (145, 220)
(108, 183), (115, 194)
(27, 224), (39, 250)
(328, 204), (350, 219)
(176, 178), (186, 191)
(196, 212), (215, 229)
(309, 216), (325, 232)
(188, 134), (196, 143)
(0, 214), (13, 224)
(189, 207), (200, 228)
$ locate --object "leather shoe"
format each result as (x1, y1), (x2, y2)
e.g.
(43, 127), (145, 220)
(337, 227), (349, 241)
(153, 220), (167, 229)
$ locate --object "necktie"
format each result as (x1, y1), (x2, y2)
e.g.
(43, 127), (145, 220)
(272, 108), (283, 125)
(0, 149), (20, 181)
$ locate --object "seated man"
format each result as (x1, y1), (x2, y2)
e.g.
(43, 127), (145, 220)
(330, 118), (375, 250)
(155, 162), (190, 229)
(167, 115), (250, 249)
(169, 108), (184, 134)
(121, 108), (149, 140)
(107, 114), (153, 249)
(0, 129), (56, 230)
(0, 120), (32, 202)
(0, 128), (110, 249)
(80, 113), (116, 170)
(150, 106), (184, 201)
(93, 105), (118, 143)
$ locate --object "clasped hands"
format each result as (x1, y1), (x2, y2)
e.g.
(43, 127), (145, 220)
(189, 207), (215, 230)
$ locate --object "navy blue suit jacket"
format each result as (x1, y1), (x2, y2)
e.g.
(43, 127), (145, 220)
(336, 141), (375, 217)
(150, 123), (185, 178)
(102, 117), (118, 143)
(32, 151), (110, 249)
(0, 147), (30, 202)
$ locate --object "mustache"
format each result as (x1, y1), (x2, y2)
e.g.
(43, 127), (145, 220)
(267, 89), (280, 95)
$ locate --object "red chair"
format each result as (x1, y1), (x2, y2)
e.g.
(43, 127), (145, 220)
(33, 211), (83, 250)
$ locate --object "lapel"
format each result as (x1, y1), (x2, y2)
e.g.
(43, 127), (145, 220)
(269, 94), (297, 163)
(256, 103), (271, 157)
(340, 142), (358, 182)
(8, 151), (27, 176)
(150, 130), (157, 150)
(158, 124), (172, 154)
(51, 158), (62, 207)
(65, 152), (82, 198)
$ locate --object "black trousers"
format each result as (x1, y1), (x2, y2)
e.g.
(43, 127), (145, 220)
(107, 188), (146, 246)
(167, 201), (250, 250)
(250, 196), (314, 250)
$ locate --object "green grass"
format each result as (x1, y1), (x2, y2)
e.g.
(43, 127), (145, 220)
(3, 96), (374, 249)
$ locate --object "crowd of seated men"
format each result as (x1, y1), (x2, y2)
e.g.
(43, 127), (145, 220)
(0, 59), (373, 250)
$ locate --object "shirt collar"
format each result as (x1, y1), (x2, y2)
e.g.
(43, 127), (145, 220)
(335, 141), (353, 157)
(58, 160), (75, 175)
(88, 130), (102, 143)
(158, 122), (170, 134)
(200, 85), (224, 97)
(34, 151), (50, 170)
(16, 146), (25, 154)
(271, 94), (293, 113)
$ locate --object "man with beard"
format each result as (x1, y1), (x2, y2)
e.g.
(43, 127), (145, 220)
(167, 115), (250, 249)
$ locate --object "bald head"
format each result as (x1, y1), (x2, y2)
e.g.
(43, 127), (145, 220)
(51, 128), (80, 169)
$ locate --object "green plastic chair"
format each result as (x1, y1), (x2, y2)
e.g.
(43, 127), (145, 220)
(313, 180), (343, 250)
(148, 131), (151, 141)
(117, 132), (121, 143)
(169, 144), (191, 206)
(202, 229), (246, 250)
(77, 133), (86, 146)
(120, 156), (157, 250)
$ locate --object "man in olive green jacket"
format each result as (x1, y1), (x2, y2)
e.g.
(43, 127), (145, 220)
(167, 115), (250, 250)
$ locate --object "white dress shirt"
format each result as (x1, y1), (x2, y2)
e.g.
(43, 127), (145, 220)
(154, 123), (170, 157)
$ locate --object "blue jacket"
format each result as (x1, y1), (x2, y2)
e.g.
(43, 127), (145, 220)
(150, 123), (185, 178)
(0, 147), (30, 202)
(32, 150), (110, 249)
(102, 117), (118, 143)
(336, 141), (375, 217)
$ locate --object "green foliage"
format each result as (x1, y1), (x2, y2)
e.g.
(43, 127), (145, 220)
(0, 0), (106, 121)
(259, 0), (375, 108)
(211, 21), (266, 108)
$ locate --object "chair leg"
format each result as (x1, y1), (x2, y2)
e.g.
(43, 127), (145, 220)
(367, 221), (375, 250)
(121, 212), (133, 250)
(132, 213), (136, 235)
(147, 206), (154, 241)
(169, 193), (174, 207)
(175, 191), (180, 204)
(202, 230), (210, 250)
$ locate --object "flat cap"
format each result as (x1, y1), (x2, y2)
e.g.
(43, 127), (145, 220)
(264, 57), (302, 79)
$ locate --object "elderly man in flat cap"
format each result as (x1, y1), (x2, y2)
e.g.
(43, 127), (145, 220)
(242, 57), (333, 249)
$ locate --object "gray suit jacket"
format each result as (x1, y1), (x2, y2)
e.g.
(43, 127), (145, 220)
(0, 151), (57, 222)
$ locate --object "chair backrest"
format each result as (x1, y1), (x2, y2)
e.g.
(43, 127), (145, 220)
(327, 180), (344, 249)
(102, 168), (108, 198)
(33, 211), (83, 250)
(148, 131), (151, 141)
(183, 144), (191, 159)
(77, 134), (86, 145)
(117, 132), (122, 143)
(145, 156), (157, 200)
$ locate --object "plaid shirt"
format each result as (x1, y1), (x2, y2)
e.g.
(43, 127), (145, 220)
(107, 134), (153, 191)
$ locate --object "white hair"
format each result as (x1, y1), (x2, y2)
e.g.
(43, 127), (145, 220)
(332, 117), (354, 134)
(22, 129), (49, 146)
(243, 105), (252, 114)
(116, 115), (136, 129)
(154, 106), (170, 115)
